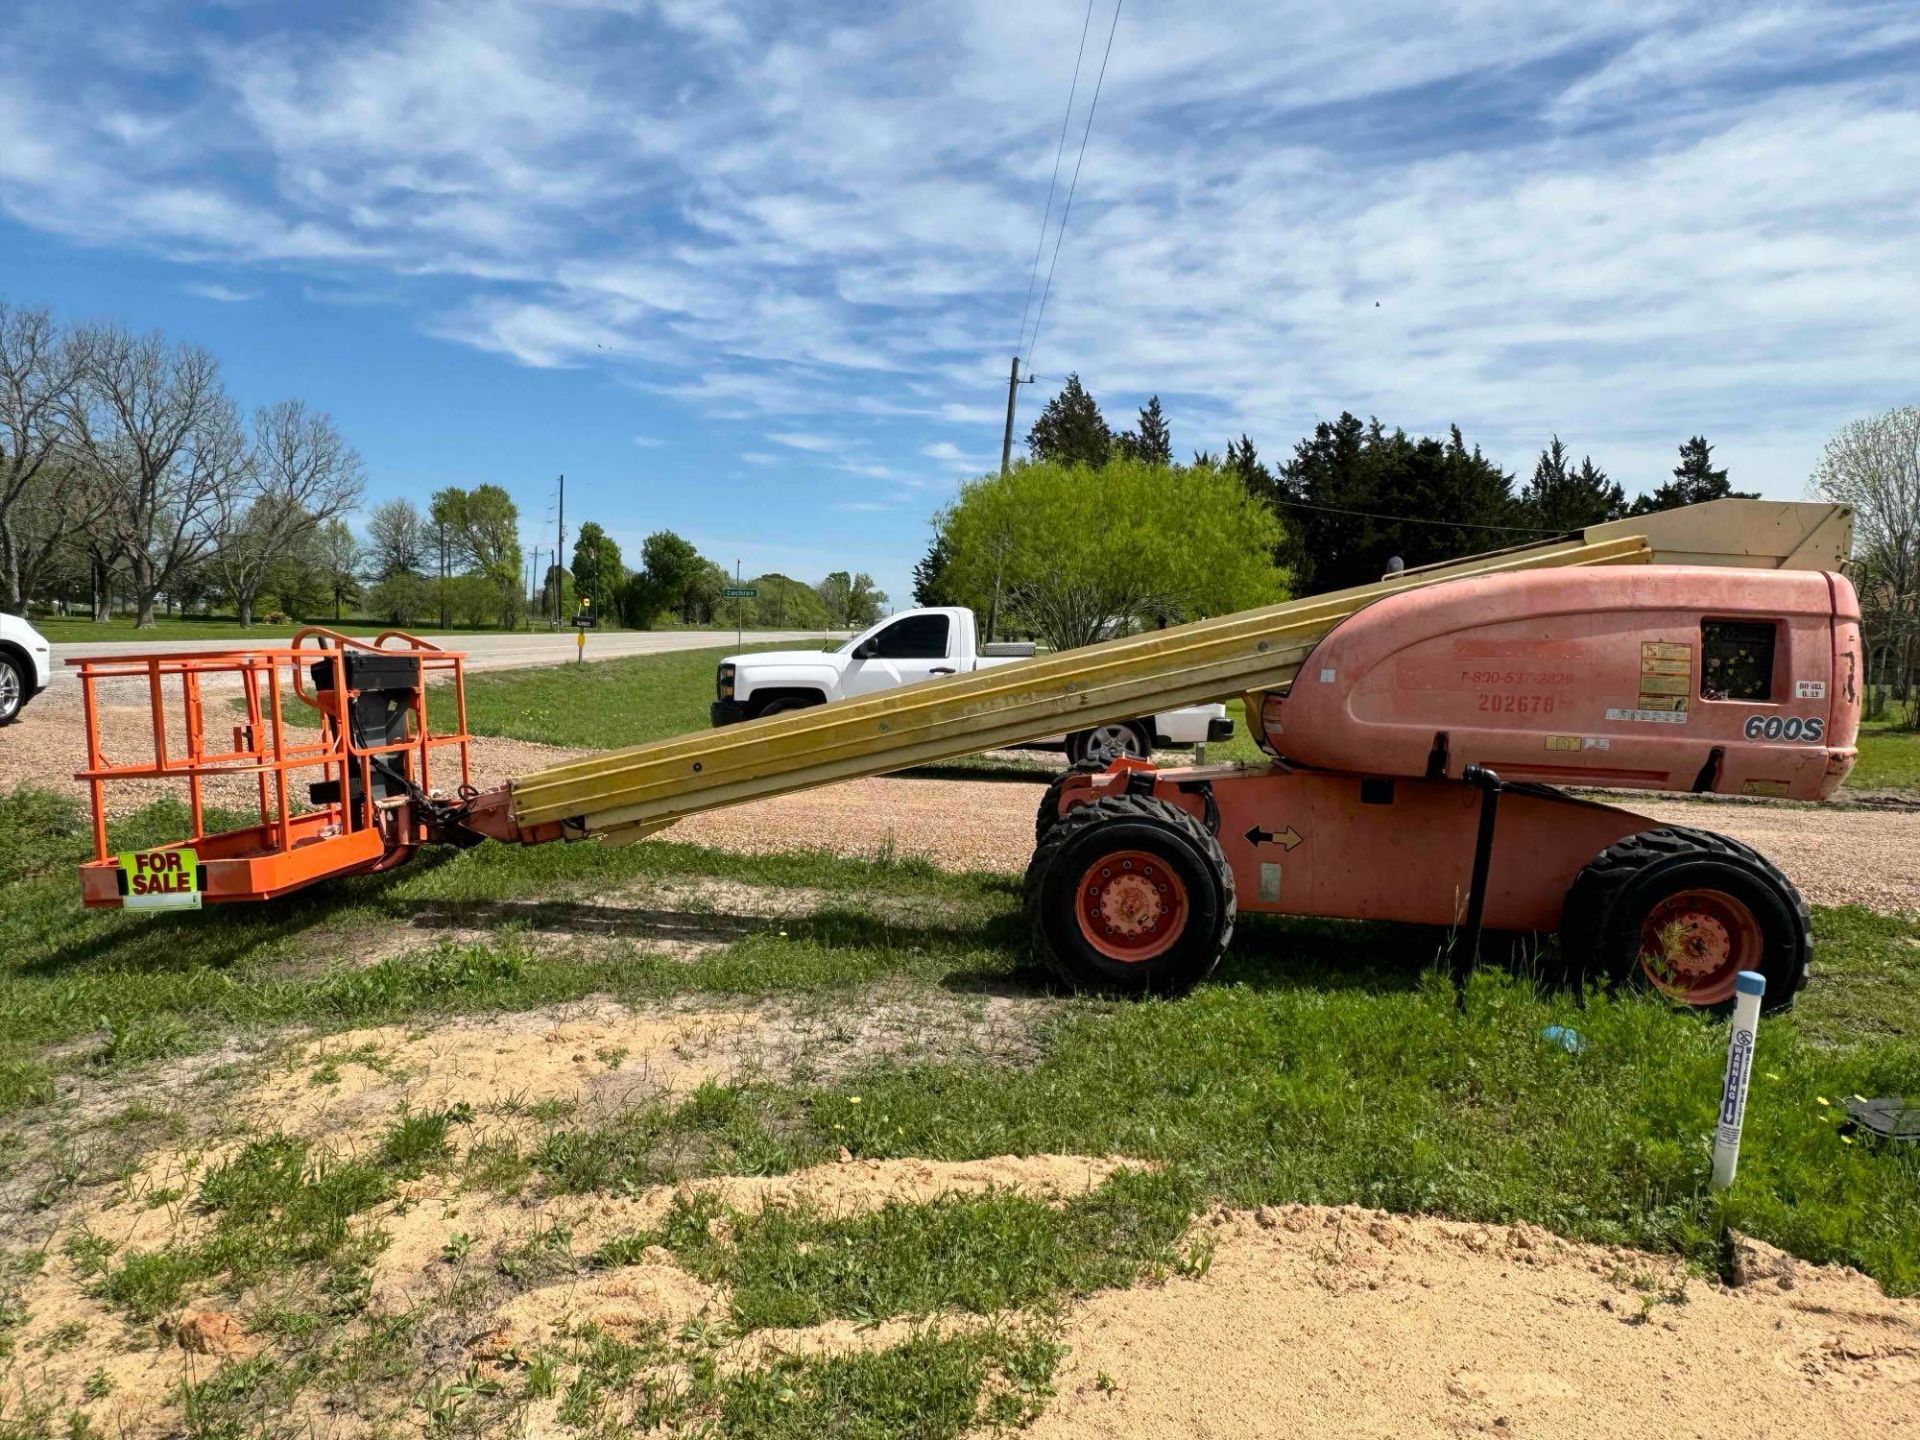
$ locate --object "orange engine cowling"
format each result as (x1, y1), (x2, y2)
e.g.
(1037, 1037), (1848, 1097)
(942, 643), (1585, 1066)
(1259, 565), (1861, 801)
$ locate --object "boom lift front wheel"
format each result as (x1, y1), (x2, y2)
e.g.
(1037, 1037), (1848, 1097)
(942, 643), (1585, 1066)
(1026, 793), (1236, 996)
(1559, 826), (1810, 1014)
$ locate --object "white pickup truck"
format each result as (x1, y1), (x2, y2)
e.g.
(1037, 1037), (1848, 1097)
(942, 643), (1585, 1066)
(710, 605), (1232, 762)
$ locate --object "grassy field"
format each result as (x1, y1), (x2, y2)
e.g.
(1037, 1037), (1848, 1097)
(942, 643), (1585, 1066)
(1851, 716), (1920, 790)
(1, 785), (1916, 1434)
(460, 642), (827, 749)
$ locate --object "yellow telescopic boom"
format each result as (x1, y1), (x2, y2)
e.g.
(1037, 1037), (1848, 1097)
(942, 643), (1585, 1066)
(507, 500), (1852, 842)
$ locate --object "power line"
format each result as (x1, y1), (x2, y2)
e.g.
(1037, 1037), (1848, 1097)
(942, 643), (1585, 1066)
(1025, 0), (1122, 369)
(1264, 494), (1565, 535)
(1012, 0), (1097, 357)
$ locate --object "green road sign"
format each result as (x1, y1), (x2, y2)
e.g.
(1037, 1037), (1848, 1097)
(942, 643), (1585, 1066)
(723, 586), (758, 598)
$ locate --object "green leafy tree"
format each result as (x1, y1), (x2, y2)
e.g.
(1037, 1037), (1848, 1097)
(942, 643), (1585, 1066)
(368, 571), (428, 626)
(1277, 414), (1517, 593)
(816, 571), (887, 628)
(448, 483), (523, 627)
(940, 457), (1288, 651)
(912, 530), (955, 607)
(1115, 396), (1172, 465)
(1630, 435), (1755, 514)
(617, 529), (703, 628)
(1026, 373), (1112, 468)
(427, 487), (468, 628)
(1517, 437), (1626, 532)
(570, 520), (623, 621)
(750, 572), (831, 628)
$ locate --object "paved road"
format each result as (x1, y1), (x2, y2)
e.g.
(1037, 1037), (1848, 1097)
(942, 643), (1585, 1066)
(44, 628), (842, 687)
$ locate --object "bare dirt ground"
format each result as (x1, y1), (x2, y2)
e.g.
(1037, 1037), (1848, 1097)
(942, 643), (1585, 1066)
(1030, 1207), (1919, 1440)
(8, 684), (1917, 911)
(11, 1007), (1917, 1440)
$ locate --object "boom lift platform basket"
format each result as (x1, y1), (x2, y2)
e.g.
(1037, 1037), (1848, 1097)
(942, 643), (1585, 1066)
(75, 629), (474, 906)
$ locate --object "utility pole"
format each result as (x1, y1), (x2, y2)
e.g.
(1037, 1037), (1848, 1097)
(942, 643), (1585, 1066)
(554, 473), (565, 621)
(735, 557), (743, 649)
(999, 356), (1029, 476)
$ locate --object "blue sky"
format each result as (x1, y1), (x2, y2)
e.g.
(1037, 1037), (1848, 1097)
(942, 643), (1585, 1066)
(3, 1), (1917, 606)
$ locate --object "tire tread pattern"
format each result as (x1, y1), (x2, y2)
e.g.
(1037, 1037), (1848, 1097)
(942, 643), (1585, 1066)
(1024, 791), (1236, 993)
(1561, 825), (1810, 1012)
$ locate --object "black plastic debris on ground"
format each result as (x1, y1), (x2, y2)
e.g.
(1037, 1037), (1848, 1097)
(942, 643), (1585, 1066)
(1844, 1097), (1920, 1142)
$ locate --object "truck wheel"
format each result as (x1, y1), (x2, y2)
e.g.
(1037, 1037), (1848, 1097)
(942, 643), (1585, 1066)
(1067, 721), (1152, 765)
(1034, 758), (1113, 845)
(1026, 793), (1235, 996)
(0, 654), (23, 725)
(1560, 827), (1809, 1015)
(755, 696), (819, 718)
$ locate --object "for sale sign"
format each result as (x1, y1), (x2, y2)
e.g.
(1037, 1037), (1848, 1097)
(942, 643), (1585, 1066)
(119, 848), (202, 910)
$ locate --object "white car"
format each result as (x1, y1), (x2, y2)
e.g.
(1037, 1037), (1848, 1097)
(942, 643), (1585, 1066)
(0, 612), (53, 725)
(711, 605), (1232, 762)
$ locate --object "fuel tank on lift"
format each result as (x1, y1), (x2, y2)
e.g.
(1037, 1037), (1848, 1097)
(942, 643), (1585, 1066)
(1257, 566), (1861, 801)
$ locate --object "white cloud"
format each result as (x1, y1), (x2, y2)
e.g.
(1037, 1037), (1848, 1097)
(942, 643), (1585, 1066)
(182, 281), (261, 303)
(631, 434), (665, 447)
(769, 432), (837, 453)
(1, 0), (1915, 502)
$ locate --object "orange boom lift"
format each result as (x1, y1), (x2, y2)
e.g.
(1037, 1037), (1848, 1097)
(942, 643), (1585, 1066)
(73, 499), (1858, 1012)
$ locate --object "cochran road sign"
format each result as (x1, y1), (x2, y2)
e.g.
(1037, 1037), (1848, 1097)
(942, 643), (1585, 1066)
(723, 587), (758, 599)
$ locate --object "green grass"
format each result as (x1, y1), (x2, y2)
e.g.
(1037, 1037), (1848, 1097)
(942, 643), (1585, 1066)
(3, 782), (1920, 1435)
(460, 641), (830, 748)
(1852, 718), (1920, 790)
(632, 1167), (1198, 1331)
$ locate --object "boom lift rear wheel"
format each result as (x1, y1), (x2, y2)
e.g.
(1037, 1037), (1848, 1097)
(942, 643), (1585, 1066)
(1560, 826), (1810, 1014)
(1026, 793), (1235, 996)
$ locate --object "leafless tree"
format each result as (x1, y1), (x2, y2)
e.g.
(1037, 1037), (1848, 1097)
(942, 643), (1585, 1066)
(1813, 406), (1920, 709)
(66, 327), (250, 628)
(210, 400), (365, 626)
(364, 497), (429, 579)
(0, 303), (91, 611)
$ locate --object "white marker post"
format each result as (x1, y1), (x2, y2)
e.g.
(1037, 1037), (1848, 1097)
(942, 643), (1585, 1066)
(1711, 970), (1766, 1189)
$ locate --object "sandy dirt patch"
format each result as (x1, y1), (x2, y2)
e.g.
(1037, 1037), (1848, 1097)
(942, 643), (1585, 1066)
(1028, 1205), (1920, 1440)
(253, 1003), (761, 1147)
(459, 1153), (1140, 1357)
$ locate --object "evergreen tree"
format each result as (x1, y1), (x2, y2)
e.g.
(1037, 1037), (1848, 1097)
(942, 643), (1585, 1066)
(1277, 413), (1518, 593)
(570, 520), (623, 621)
(1630, 435), (1755, 513)
(1116, 396), (1173, 465)
(1026, 373), (1112, 468)
(1518, 437), (1626, 532)
(912, 531), (955, 607)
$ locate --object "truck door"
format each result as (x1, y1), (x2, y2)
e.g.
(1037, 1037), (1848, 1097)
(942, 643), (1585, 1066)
(842, 612), (954, 697)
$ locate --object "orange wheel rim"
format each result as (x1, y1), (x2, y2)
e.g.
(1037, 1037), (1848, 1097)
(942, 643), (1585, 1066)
(1637, 889), (1761, 1006)
(1076, 849), (1188, 962)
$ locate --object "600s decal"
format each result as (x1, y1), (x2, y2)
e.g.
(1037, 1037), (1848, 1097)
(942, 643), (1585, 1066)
(1743, 714), (1824, 743)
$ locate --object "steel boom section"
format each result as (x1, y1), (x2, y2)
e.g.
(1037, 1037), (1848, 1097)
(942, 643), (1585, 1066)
(510, 534), (1657, 834)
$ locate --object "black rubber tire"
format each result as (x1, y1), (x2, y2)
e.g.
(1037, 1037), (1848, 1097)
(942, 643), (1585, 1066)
(0, 655), (23, 726)
(754, 696), (820, 719)
(1560, 826), (1809, 1015)
(1025, 792), (1235, 996)
(1066, 720), (1152, 765)
(1034, 757), (1113, 845)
